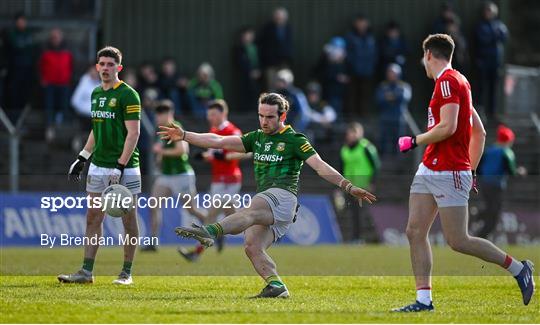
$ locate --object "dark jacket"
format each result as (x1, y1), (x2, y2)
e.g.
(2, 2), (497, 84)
(257, 22), (292, 68)
(475, 19), (508, 68)
(345, 30), (377, 77)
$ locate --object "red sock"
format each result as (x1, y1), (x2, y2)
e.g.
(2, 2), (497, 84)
(502, 255), (513, 268)
(195, 244), (205, 254)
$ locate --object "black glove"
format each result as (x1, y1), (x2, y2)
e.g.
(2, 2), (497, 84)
(193, 151), (204, 161)
(472, 170), (479, 194)
(213, 150), (226, 161)
(68, 150), (91, 182)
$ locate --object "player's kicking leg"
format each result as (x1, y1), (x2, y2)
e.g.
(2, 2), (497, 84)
(245, 225), (289, 298)
(58, 192), (103, 284)
(439, 206), (535, 305)
(175, 196), (273, 247)
(178, 206), (235, 262)
(176, 188), (295, 298)
(392, 193), (438, 312)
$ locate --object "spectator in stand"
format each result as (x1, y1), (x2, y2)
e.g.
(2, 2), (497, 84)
(273, 68), (311, 133)
(122, 67), (138, 90)
(379, 21), (408, 78)
(187, 62), (224, 119)
(375, 63), (411, 157)
(339, 122), (380, 243)
(39, 28), (73, 141)
(475, 1), (508, 120)
(70, 63), (100, 126)
(445, 17), (469, 74)
(137, 62), (159, 99)
(4, 12), (35, 122)
(158, 57), (185, 115)
(432, 2), (460, 34)
(475, 125), (526, 239)
(70, 64), (100, 152)
(345, 14), (377, 117)
(305, 81), (336, 144)
(257, 7), (292, 90)
(313, 36), (348, 118)
(234, 26), (261, 111)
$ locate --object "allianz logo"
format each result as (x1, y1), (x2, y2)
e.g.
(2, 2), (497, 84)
(91, 110), (116, 119)
(253, 152), (283, 162)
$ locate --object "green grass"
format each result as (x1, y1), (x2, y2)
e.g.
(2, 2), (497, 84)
(1, 245), (539, 323)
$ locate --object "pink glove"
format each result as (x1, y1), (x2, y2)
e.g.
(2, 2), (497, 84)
(398, 136), (417, 153)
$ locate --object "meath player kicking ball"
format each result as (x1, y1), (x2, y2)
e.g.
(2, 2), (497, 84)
(59, 46), (141, 285)
(158, 93), (376, 298)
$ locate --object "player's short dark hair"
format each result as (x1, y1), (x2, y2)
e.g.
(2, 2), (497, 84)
(155, 99), (174, 114)
(97, 46), (122, 64)
(259, 93), (290, 116)
(208, 99), (229, 114)
(422, 34), (454, 61)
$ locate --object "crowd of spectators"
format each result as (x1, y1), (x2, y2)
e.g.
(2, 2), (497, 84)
(0, 2), (508, 149)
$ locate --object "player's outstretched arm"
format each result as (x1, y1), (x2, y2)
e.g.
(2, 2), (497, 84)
(306, 154), (376, 204)
(157, 123), (246, 152)
(68, 130), (95, 181)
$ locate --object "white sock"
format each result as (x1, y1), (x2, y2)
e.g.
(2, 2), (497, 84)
(506, 257), (524, 277)
(416, 288), (432, 305)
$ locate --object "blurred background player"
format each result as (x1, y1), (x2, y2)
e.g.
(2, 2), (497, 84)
(159, 92), (376, 298)
(179, 99), (249, 261)
(141, 100), (205, 252)
(338, 122), (380, 243)
(395, 34), (534, 312)
(60, 46), (141, 285)
(474, 124), (527, 239)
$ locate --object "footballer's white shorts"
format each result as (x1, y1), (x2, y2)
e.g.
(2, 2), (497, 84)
(410, 163), (472, 207)
(254, 187), (298, 242)
(210, 182), (242, 197)
(154, 171), (196, 196)
(86, 163), (141, 195)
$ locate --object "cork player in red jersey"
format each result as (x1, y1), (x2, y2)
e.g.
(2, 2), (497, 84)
(178, 99), (250, 261)
(394, 34), (534, 312)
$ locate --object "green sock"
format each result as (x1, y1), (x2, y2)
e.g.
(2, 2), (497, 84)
(122, 261), (133, 275)
(82, 258), (94, 272)
(266, 275), (285, 287)
(205, 223), (223, 237)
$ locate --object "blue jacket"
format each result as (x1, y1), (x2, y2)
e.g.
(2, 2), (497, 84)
(375, 80), (411, 121)
(475, 19), (508, 68)
(478, 144), (516, 188)
(278, 87), (311, 133)
(345, 30), (377, 77)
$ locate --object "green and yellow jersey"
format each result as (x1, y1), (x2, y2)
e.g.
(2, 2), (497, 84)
(90, 81), (141, 168)
(241, 125), (316, 195)
(160, 120), (193, 175)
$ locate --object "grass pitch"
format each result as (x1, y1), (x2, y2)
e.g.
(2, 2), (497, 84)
(1, 245), (539, 323)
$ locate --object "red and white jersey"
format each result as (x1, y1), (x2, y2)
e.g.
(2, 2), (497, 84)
(423, 67), (472, 171)
(209, 121), (242, 183)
